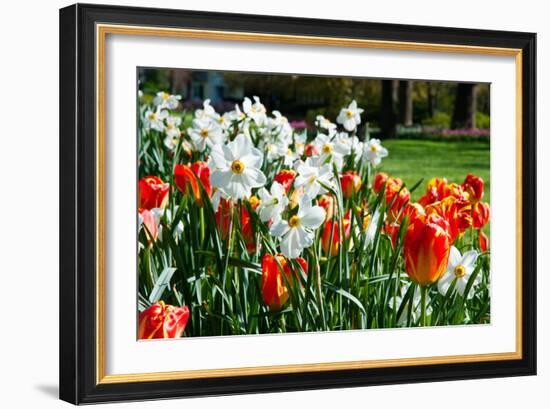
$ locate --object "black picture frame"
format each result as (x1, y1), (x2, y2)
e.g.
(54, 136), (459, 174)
(59, 3), (537, 404)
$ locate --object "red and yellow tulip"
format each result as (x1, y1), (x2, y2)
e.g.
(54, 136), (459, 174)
(261, 254), (308, 311)
(403, 213), (451, 286)
(340, 171), (362, 199)
(138, 301), (190, 339)
(321, 212), (352, 256)
(472, 201), (491, 229)
(462, 173), (484, 203)
(274, 169), (296, 194)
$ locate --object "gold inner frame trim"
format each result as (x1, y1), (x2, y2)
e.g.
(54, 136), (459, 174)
(96, 23), (523, 385)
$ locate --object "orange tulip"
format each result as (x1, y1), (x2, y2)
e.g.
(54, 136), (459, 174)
(462, 173), (484, 203)
(138, 301), (190, 339)
(174, 161), (211, 205)
(321, 212), (352, 256)
(340, 171), (362, 198)
(418, 177), (448, 206)
(261, 254), (307, 311)
(138, 176), (169, 210)
(274, 169), (296, 194)
(472, 201), (491, 229)
(139, 208), (158, 243)
(401, 202), (425, 225)
(404, 213), (451, 286)
(385, 182), (410, 223)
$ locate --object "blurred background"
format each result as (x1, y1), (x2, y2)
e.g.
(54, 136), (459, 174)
(138, 68), (490, 202)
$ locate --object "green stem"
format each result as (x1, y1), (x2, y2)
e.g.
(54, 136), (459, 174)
(420, 285), (427, 327)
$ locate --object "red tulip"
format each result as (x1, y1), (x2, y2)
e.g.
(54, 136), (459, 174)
(139, 208), (158, 243)
(462, 173), (484, 203)
(472, 201), (491, 229)
(321, 212), (352, 256)
(404, 213), (451, 286)
(479, 230), (489, 252)
(372, 172), (389, 193)
(215, 198), (256, 252)
(401, 202), (425, 225)
(261, 254), (307, 311)
(174, 161), (211, 205)
(304, 143), (320, 157)
(274, 169), (296, 193)
(385, 182), (410, 224)
(138, 176), (169, 210)
(138, 301), (190, 339)
(340, 171), (362, 199)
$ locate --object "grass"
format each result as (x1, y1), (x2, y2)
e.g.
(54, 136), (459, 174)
(379, 139), (490, 203)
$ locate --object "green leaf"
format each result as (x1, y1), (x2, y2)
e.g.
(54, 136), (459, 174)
(148, 267), (177, 304)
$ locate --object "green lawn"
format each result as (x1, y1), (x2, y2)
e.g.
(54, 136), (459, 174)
(379, 139), (490, 203)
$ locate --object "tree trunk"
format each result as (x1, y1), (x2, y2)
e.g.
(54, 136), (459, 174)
(398, 80), (413, 126)
(380, 80), (397, 138)
(427, 82), (435, 118)
(451, 83), (477, 129)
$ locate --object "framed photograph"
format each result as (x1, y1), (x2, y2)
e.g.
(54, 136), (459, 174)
(59, 3), (536, 404)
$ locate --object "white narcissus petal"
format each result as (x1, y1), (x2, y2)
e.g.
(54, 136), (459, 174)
(210, 170), (232, 190)
(437, 274), (454, 296)
(455, 277), (467, 297)
(448, 246), (462, 269)
(461, 250), (479, 273)
(344, 118), (356, 131)
(243, 167), (266, 188)
(300, 206), (325, 230)
(296, 226), (313, 249)
(281, 229), (300, 259)
(271, 181), (285, 197)
(270, 220), (289, 237)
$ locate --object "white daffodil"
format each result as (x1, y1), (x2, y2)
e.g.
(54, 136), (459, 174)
(209, 133), (267, 200)
(165, 115), (182, 139)
(243, 96), (267, 126)
(195, 99), (218, 121)
(269, 111), (293, 143)
(294, 157), (334, 198)
(270, 195), (325, 259)
(264, 140), (287, 162)
(438, 246), (480, 299)
(315, 115), (337, 133)
(336, 100), (364, 132)
(153, 91), (181, 110)
(312, 132), (350, 168)
(283, 148), (298, 167)
(389, 284), (432, 327)
(363, 138), (388, 166)
(257, 182), (289, 223)
(294, 130), (307, 156)
(188, 118), (223, 152)
(143, 107), (168, 132)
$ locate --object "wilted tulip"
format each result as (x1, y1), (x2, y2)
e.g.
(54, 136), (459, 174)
(138, 301), (190, 339)
(138, 176), (169, 210)
(340, 171), (362, 199)
(261, 254), (307, 311)
(404, 213), (451, 286)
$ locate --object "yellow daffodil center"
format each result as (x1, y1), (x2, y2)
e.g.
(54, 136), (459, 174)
(167, 123), (174, 130)
(346, 110), (354, 118)
(370, 145), (378, 153)
(200, 129), (209, 138)
(454, 265), (466, 278)
(162, 92), (169, 100)
(231, 160), (245, 174)
(288, 215), (301, 228)
(322, 143), (333, 154)
(148, 113), (157, 120)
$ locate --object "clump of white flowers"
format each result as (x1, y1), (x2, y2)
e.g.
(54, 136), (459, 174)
(139, 91), (389, 259)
